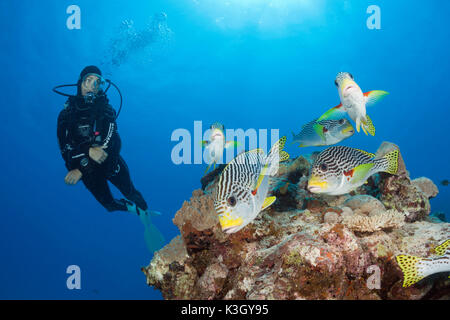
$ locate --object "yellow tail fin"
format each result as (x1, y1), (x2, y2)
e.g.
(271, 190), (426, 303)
(434, 239), (450, 256)
(396, 254), (425, 287)
(383, 149), (399, 175)
(362, 115), (376, 136)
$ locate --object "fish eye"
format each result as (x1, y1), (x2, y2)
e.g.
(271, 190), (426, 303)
(338, 119), (345, 125)
(348, 73), (354, 80)
(320, 163), (328, 171)
(227, 196), (237, 207)
(334, 80), (338, 87)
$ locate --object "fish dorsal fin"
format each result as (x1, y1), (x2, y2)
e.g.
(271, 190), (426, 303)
(345, 163), (375, 184)
(252, 137), (290, 195)
(434, 239), (450, 256)
(265, 136), (290, 176)
(318, 103), (344, 121)
(261, 196), (276, 211)
(355, 149), (376, 159)
(301, 118), (318, 129)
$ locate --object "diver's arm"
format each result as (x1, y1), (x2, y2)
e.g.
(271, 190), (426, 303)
(57, 109), (92, 174)
(96, 104), (120, 156)
(57, 109), (77, 170)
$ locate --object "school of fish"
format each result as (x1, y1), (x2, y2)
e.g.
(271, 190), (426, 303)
(198, 72), (450, 290)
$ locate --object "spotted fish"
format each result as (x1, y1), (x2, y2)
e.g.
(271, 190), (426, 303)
(214, 137), (290, 233)
(292, 118), (354, 147)
(318, 72), (389, 136)
(396, 239), (450, 287)
(307, 145), (399, 195)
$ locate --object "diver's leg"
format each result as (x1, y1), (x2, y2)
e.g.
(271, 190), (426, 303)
(108, 156), (165, 252)
(81, 171), (128, 212)
(108, 155), (148, 211)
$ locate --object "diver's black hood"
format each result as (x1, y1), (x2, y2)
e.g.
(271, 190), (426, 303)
(76, 65), (102, 96)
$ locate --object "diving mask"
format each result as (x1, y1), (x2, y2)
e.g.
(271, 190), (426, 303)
(81, 73), (106, 103)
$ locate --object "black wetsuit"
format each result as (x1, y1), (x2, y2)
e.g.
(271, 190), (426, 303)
(57, 94), (148, 213)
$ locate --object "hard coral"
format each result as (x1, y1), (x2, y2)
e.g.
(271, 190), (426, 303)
(144, 142), (450, 300)
(342, 210), (406, 233)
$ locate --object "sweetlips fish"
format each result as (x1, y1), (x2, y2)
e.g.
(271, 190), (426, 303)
(318, 72), (389, 136)
(307, 145), (399, 195)
(202, 122), (239, 174)
(214, 136), (290, 234)
(292, 118), (354, 147)
(396, 239), (450, 287)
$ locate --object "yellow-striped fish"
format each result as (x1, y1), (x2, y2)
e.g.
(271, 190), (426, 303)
(396, 239), (450, 287)
(292, 118), (354, 147)
(214, 137), (289, 233)
(307, 146), (399, 196)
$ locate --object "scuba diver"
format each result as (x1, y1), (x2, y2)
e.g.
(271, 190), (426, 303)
(55, 66), (164, 251)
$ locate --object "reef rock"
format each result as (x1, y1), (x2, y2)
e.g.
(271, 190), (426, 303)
(343, 195), (386, 215)
(412, 177), (439, 199)
(342, 210), (406, 233)
(358, 142), (434, 222)
(143, 143), (450, 300)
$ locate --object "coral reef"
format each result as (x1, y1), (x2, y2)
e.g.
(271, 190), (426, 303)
(143, 142), (450, 300)
(363, 142), (436, 223)
(342, 209), (406, 233)
(412, 177), (439, 199)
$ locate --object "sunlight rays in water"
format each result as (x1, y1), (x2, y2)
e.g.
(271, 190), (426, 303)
(190, 0), (326, 31)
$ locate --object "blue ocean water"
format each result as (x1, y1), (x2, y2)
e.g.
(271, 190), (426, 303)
(0, 0), (449, 299)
